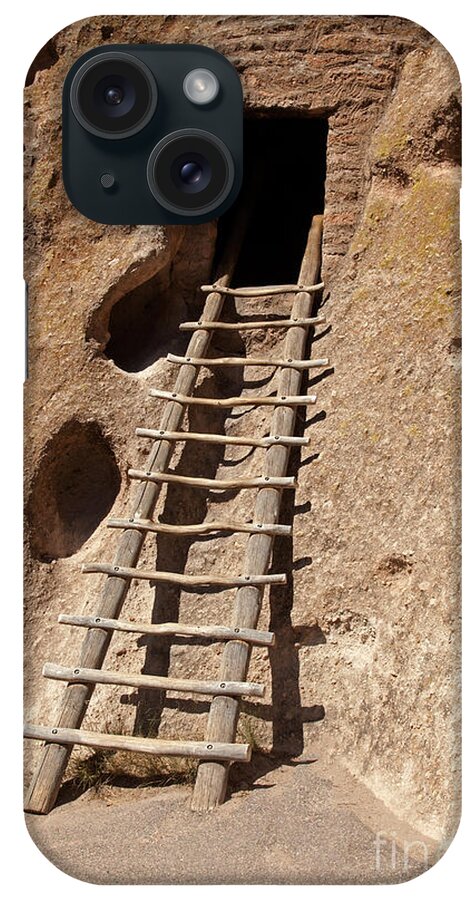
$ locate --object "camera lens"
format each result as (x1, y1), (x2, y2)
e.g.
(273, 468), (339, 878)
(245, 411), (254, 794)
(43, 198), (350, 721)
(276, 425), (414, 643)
(173, 153), (212, 194)
(104, 86), (124, 106)
(180, 162), (202, 185)
(70, 52), (158, 139)
(147, 129), (234, 216)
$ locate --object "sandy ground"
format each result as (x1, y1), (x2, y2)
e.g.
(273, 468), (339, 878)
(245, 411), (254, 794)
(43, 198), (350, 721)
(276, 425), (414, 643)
(26, 747), (440, 885)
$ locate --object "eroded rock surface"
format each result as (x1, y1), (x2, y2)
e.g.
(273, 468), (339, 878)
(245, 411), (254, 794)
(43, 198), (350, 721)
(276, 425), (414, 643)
(24, 16), (460, 849)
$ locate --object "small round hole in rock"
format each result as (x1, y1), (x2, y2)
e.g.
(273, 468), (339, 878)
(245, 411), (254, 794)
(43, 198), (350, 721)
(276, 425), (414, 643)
(27, 420), (121, 561)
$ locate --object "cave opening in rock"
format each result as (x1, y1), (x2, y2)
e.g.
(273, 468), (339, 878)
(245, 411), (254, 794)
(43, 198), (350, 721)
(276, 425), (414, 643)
(217, 116), (328, 285)
(100, 223), (216, 373)
(27, 420), (121, 562)
(102, 267), (190, 374)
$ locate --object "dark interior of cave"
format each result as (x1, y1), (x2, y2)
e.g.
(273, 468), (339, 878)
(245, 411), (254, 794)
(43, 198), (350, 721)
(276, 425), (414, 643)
(217, 116), (328, 286)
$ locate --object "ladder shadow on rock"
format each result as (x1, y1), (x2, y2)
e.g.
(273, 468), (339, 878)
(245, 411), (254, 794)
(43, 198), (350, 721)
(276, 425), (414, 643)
(230, 351), (329, 794)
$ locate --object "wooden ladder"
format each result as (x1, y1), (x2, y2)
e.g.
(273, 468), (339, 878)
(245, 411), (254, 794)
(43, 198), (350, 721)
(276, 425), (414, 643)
(24, 213), (327, 814)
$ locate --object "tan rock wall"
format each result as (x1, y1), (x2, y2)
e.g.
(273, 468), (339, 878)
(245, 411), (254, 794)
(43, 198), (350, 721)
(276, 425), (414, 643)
(24, 15), (460, 843)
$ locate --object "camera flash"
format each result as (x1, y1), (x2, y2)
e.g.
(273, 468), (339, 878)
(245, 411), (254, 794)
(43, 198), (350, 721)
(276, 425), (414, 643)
(183, 69), (219, 105)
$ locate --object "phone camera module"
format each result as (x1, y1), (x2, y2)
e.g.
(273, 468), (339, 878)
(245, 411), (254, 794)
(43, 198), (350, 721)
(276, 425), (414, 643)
(63, 45), (242, 223)
(70, 51), (158, 139)
(147, 129), (234, 216)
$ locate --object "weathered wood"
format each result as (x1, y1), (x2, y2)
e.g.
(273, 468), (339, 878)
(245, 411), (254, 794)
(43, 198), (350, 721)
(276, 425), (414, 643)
(82, 562), (286, 589)
(107, 517), (292, 537)
(150, 389), (317, 407)
(42, 664), (265, 698)
(179, 316), (326, 331)
(167, 353), (329, 370)
(24, 725), (251, 763)
(24, 203), (250, 814)
(128, 468), (297, 491)
(58, 614), (275, 647)
(135, 427), (309, 447)
(192, 214), (324, 811)
(200, 282), (324, 297)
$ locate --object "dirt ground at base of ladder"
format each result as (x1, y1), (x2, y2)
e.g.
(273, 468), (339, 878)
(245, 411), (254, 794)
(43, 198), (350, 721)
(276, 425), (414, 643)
(25, 744), (443, 885)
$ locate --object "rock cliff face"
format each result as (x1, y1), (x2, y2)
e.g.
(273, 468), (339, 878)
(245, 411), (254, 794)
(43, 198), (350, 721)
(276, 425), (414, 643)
(24, 15), (460, 844)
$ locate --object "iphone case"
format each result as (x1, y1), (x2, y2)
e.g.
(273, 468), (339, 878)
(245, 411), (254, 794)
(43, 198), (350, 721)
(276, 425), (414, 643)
(24, 14), (461, 885)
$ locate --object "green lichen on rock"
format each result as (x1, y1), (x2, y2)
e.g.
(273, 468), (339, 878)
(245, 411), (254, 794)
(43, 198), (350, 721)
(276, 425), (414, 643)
(349, 164), (459, 330)
(349, 189), (396, 257)
(371, 123), (411, 166)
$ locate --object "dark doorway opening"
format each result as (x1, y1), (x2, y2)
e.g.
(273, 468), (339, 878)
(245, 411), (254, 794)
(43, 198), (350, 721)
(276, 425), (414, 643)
(218, 117), (328, 286)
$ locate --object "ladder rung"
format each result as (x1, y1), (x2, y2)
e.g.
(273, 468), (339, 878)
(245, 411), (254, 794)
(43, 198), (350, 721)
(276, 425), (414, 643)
(150, 389), (317, 407)
(82, 562), (287, 588)
(200, 282), (324, 297)
(58, 614), (276, 646)
(167, 353), (329, 370)
(107, 517), (292, 537)
(23, 724), (252, 763)
(179, 316), (326, 331)
(42, 664), (265, 698)
(128, 468), (297, 491)
(135, 427), (310, 448)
